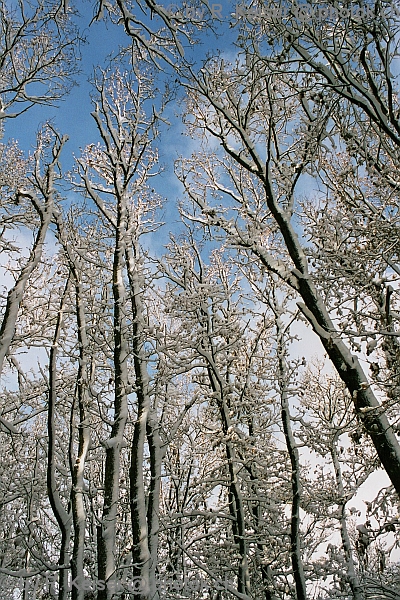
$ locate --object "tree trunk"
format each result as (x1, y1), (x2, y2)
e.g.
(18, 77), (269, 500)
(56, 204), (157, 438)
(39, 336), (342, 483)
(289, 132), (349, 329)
(263, 172), (400, 497)
(275, 314), (307, 600)
(126, 243), (152, 599)
(146, 415), (163, 599)
(98, 190), (129, 599)
(70, 277), (91, 600)
(331, 437), (364, 600)
(54, 209), (92, 600)
(48, 279), (73, 600)
(206, 363), (251, 597)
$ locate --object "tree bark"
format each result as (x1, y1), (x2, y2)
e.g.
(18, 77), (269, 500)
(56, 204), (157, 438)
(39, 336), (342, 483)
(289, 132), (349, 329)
(48, 278), (73, 600)
(275, 313), (307, 600)
(54, 209), (92, 600)
(70, 276), (91, 600)
(126, 243), (152, 600)
(330, 436), (364, 600)
(98, 188), (129, 599)
(203, 355), (251, 596)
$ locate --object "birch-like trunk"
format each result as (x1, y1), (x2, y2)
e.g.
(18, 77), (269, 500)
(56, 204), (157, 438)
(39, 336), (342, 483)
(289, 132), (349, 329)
(0, 203), (51, 376)
(54, 209), (91, 600)
(70, 276), (91, 600)
(98, 189), (129, 599)
(0, 134), (67, 435)
(48, 278), (73, 600)
(146, 415), (163, 597)
(76, 68), (163, 598)
(260, 158), (400, 495)
(0, 134), (66, 376)
(275, 314), (307, 600)
(261, 157), (400, 496)
(126, 243), (153, 599)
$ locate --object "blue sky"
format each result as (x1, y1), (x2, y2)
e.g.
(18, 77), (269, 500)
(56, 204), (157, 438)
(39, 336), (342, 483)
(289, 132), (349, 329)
(5, 3), (127, 166)
(2, 1), (241, 250)
(3, 1), (237, 163)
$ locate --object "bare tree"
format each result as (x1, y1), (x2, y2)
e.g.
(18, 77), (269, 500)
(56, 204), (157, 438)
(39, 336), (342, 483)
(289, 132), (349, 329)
(298, 366), (377, 599)
(0, 127), (67, 431)
(269, 293), (307, 600)
(160, 234), (310, 598)
(0, 0), (80, 120)
(172, 56), (400, 497)
(106, 0), (400, 500)
(74, 63), (164, 599)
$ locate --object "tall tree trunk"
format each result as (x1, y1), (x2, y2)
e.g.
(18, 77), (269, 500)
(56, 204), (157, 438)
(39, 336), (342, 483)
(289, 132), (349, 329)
(206, 364), (251, 597)
(98, 191), (129, 599)
(48, 278), (73, 600)
(245, 167), (400, 496)
(261, 162), (400, 496)
(54, 209), (92, 600)
(0, 134), (66, 435)
(70, 277), (91, 600)
(146, 415), (163, 598)
(126, 243), (152, 599)
(0, 134), (66, 377)
(275, 313), (307, 600)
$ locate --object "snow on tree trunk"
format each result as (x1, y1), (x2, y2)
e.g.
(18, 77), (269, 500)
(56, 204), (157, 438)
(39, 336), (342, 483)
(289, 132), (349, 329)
(53, 207), (92, 600)
(127, 241), (160, 599)
(128, 244), (152, 598)
(98, 186), (129, 599)
(48, 278), (73, 600)
(70, 279), (92, 600)
(330, 436), (363, 600)
(275, 308), (308, 600)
